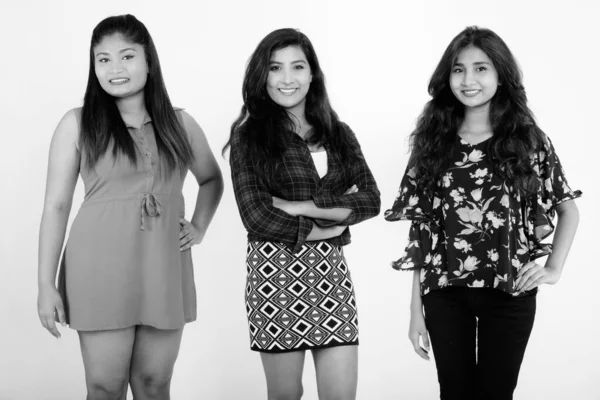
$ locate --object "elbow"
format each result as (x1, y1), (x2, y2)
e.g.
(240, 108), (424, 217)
(242, 212), (270, 238)
(557, 200), (579, 226)
(43, 199), (73, 215)
(367, 193), (382, 218)
(556, 200), (579, 222)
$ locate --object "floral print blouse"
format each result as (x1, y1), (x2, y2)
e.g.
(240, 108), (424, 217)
(384, 134), (581, 296)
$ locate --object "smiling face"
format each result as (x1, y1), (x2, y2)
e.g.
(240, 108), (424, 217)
(450, 46), (499, 112)
(94, 33), (148, 99)
(266, 46), (312, 116)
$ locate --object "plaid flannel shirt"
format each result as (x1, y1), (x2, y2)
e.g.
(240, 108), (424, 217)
(230, 124), (381, 254)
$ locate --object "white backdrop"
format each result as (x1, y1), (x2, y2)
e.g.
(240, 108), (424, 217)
(1, 0), (598, 399)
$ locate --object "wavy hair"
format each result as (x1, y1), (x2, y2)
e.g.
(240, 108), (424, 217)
(223, 28), (359, 181)
(409, 26), (544, 196)
(80, 14), (193, 173)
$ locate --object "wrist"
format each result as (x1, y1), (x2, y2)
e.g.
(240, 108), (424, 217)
(410, 303), (423, 313)
(544, 260), (563, 274)
(38, 281), (56, 290)
(295, 200), (312, 215)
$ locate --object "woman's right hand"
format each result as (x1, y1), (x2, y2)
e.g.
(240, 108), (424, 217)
(409, 307), (431, 360)
(37, 285), (66, 338)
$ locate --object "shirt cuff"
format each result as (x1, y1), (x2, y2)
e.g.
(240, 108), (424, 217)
(292, 216), (313, 254)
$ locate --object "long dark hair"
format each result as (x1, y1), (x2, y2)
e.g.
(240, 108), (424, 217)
(223, 28), (359, 181)
(409, 26), (543, 196)
(80, 14), (193, 173)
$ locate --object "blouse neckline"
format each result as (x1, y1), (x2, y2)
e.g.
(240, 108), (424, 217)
(457, 134), (493, 147)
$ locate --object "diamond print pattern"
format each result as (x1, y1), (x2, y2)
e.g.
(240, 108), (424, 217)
(301, 289), (325, 306)
(273, 271), (293, 289)
(246, 241), (358, 352)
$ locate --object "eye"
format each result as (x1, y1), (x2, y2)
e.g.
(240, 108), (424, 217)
(123, 54), (134, 60)
(97, 58), (109, 63)
(269, 65), (281, 71)
(452, 67), (463, 73)
(477, 66), (487, 72)
(294, 65), (305, 70)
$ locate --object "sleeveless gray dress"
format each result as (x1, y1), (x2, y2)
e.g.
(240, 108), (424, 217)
(58, 110), (196, 331)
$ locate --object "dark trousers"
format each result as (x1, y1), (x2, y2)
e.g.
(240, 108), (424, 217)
(422, 287), (536, 400)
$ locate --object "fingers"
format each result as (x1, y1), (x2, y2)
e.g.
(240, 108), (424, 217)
(515, 262), (543, 292)
(409, 331), (430, 361)
(521, 275), (544, 293)
(516, 261), (537, 279)
(180, 234), (194, 250)
(421, 330), (431, 353)
(56, 301), (67, 327)
(43, 314), (61, 339)
(179, 218), (188, 227)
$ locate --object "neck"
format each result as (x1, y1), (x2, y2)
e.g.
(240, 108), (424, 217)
(286, 103), (309, 138)
(115, 92), (148, 128)
(461, 104), (492, 134)
(115, 91), (146, 114)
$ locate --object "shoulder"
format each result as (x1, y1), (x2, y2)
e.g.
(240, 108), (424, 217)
(534, 132), (556, 159)
(336, 121), (357, 140)
(175, 109), (205, 142)
(54, 108), (81, 145)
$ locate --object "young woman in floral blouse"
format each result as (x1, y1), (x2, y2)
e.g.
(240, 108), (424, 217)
(385, 26), (580, 400)
(224, 29), (380, 399)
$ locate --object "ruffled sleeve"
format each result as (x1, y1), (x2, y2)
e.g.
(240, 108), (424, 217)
(384, 166), (444, 270)
(527, 134), (582, 259)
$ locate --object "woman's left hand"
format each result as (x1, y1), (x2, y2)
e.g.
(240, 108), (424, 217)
(514, 261), (562, 294)
(179, 218), (204, 251)
(272, 197), (300, 216)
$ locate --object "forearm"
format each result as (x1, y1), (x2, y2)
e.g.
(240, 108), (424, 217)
(295, 200), (351, 222)
(313, 192), (381, 225)
(190, 176), (224, 236)
(306, 223), (345, 241)
(410, 269), (423, 312)
(546, 201), (580, 273)
(38, 206), (71, 288)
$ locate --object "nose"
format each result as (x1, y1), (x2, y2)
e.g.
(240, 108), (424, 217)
(282, 67), (293, 85)
(110, 59), (125, 74)
(462, 69), (475, 86)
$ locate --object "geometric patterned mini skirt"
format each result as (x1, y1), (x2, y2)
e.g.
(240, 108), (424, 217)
(245, 240), (359, 353)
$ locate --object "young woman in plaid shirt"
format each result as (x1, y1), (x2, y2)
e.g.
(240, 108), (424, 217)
(224, 28), (380, 400)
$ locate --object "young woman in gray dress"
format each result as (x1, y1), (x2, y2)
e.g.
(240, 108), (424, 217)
(37, 15), (223, 399)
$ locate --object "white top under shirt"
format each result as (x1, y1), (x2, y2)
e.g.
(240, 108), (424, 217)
(311, 150), (328, 178)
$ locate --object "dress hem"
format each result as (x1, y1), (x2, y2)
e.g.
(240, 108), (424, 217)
(67, 317), (196, 332)
(251, 340), (359, 354)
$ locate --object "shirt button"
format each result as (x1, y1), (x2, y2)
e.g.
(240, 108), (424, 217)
(145, 152), (151, 157)
(147, 172), (154, 178)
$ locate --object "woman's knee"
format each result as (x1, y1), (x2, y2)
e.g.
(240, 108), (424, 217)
(130, 371), (172, 397)
(86, 376), (128, 400)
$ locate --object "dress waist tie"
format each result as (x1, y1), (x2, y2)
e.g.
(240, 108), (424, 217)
(140, 193), (162, 231)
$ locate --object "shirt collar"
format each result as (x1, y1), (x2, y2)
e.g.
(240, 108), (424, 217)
(125, 115), (153, 129)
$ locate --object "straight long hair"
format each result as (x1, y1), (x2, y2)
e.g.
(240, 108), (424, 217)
(223, 28), (359, 183)
(409, 26), (544, 196)
(80, 14), (194, 173)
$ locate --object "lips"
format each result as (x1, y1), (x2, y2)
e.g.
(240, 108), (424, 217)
(278, 88), (298, 96)
(461, 89), (481, 97)
(109, 78), (130, 84)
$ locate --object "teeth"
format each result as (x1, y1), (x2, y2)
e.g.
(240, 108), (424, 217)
(279, 88), (297, 94)
(463, 90), (479, 94)
(110, 78), (129, 83)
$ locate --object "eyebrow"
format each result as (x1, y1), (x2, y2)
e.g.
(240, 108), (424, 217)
(95, 48), (138, 57)
(453, 61), (492, 66)
(269, 60), (308, 65)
